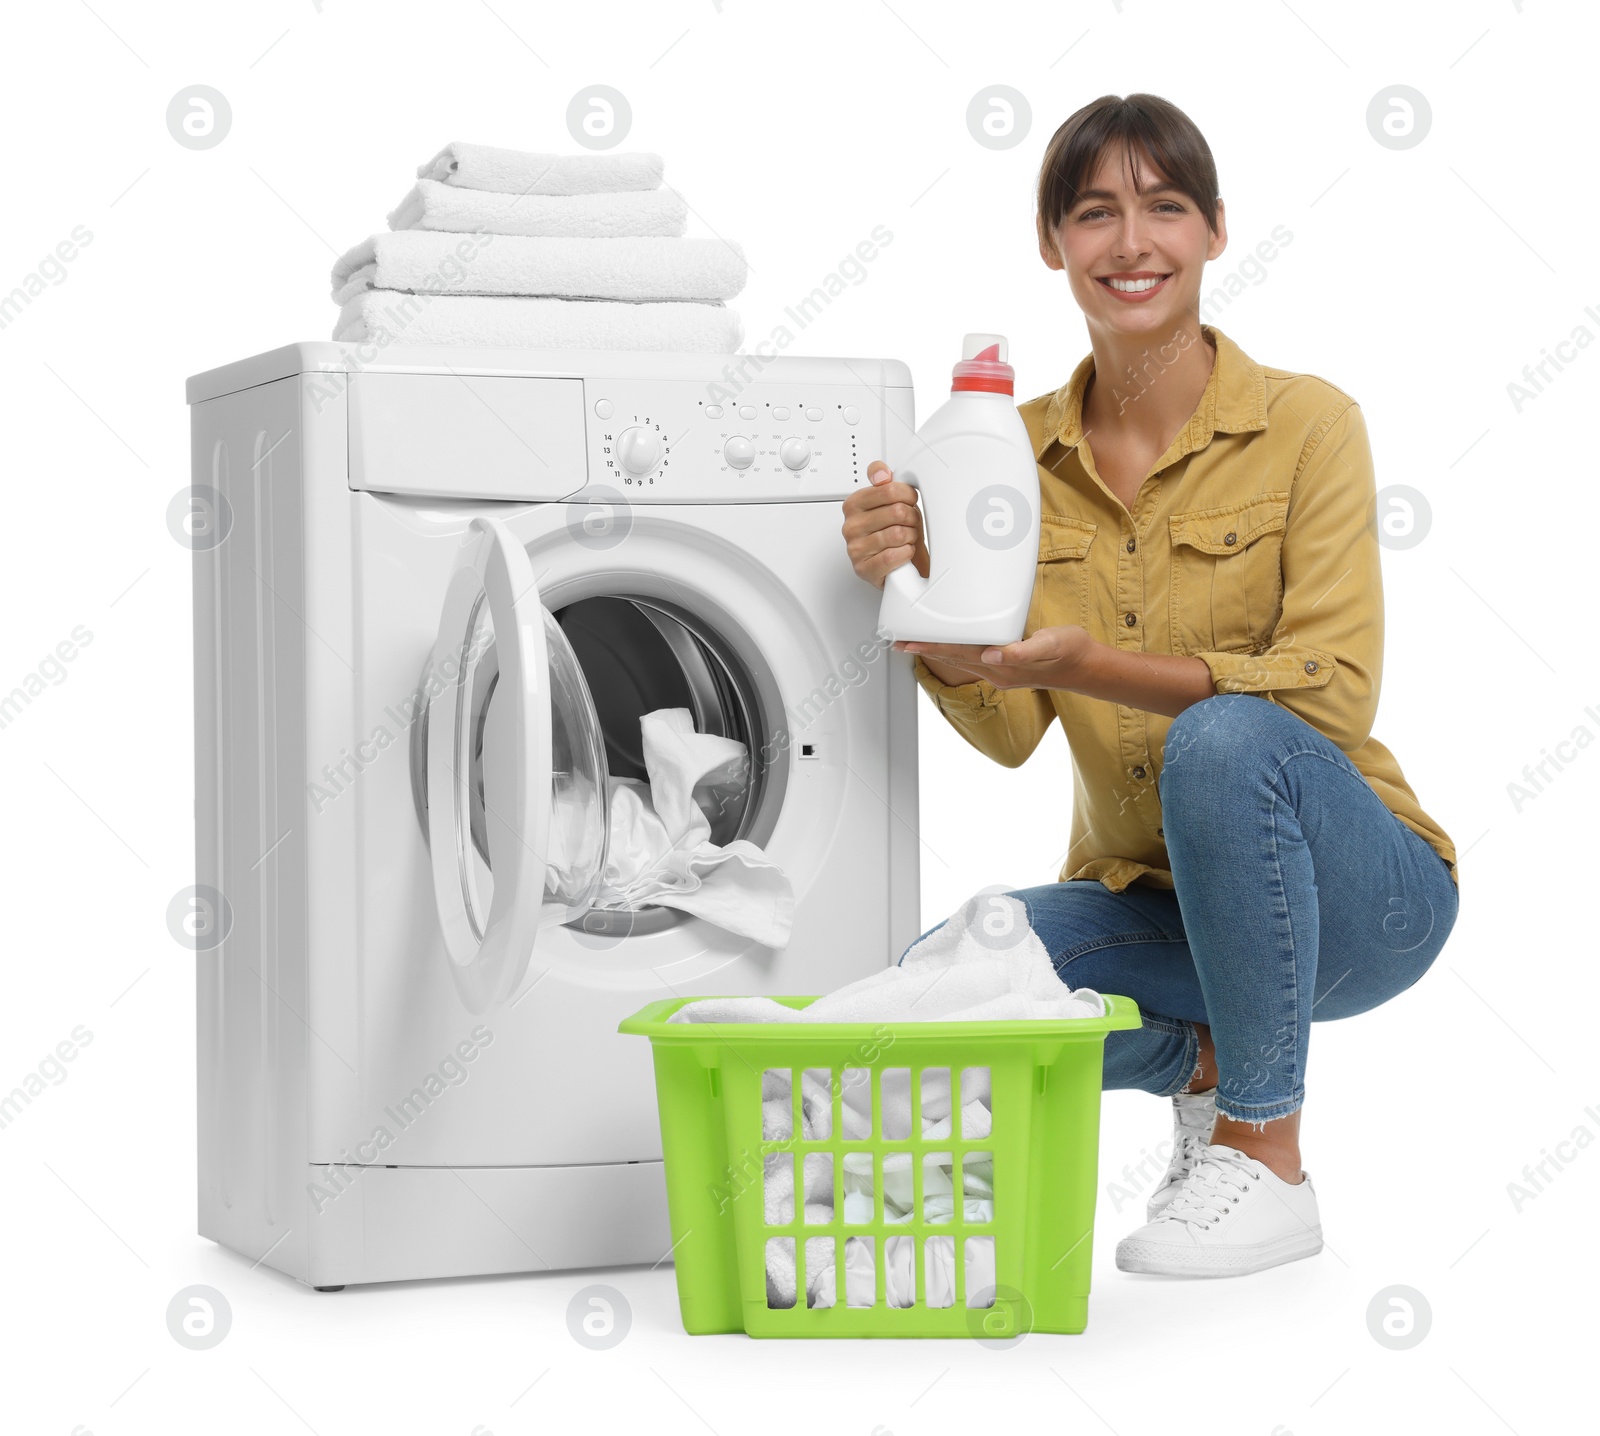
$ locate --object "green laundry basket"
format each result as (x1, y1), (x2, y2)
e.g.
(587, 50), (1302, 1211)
(619, 994), (1141, 1338)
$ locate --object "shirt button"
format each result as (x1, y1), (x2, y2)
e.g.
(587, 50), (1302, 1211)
(1132, 766), (1147, 780)
(1157, 827), (1164, 837)
(1223, 531), (1237, 546)
(1304, 660), (1319, 674)
(1126, 537), (1136, 553)
(1124, 612), (1137, 627)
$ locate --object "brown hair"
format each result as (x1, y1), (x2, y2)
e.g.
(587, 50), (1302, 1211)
(1036, 94), (1220, 249)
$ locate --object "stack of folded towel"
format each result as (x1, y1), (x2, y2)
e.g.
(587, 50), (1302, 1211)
(330, 141), (748, 351)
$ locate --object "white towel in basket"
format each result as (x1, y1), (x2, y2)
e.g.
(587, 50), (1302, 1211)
(669, 888), (1104, 1027)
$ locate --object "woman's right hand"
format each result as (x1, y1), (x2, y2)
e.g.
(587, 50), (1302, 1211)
(840, 460), (930, 590)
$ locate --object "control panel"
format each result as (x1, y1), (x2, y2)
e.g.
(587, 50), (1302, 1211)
(584, 379), (887, 502)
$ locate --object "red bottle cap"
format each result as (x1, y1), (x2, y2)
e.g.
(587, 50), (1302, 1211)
(951, 333), (1014, 395)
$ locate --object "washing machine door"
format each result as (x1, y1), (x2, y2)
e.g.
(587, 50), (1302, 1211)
(426, 516), (609, 1013)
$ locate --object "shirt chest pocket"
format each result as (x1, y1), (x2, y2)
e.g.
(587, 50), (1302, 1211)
(1032, 514), (1098, 632)
(1167, 493), (1291, 656)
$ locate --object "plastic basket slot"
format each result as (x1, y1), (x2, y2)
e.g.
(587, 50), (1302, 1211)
(925, 1235), (955, 1308)
(964, 1236), (996, 1308)
(920, 1067), (951, 1136)
(766, 1237), (794, 1309)
(958, 1065), (992, 1138)
(846, 1236), (875, 1307)
(880, 1067), (911, 1140)
(962, 1150), (995, 1226)
(804, 1067), (832, 1139)
(803, 1153), (833, 1223)
(884, 1234), (914, 1309)
(762, 1068), (791, 1140)
(922, 1151), (954, 1225)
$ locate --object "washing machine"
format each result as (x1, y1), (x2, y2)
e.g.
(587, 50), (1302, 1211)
(184, 343), (920, 1288)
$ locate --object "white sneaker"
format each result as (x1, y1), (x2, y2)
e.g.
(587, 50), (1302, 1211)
(1116, 1144), (1324, 1278)
(1146, 1089), (1217, 1221)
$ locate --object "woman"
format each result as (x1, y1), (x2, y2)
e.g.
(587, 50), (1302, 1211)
(841, 93), (1458, 1278)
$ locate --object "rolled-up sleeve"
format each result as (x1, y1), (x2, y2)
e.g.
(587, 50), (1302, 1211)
(910, 655), (1058, 769)
(1195, 400), (1381, 752)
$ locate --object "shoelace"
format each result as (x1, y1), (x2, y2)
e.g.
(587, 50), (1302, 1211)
(1163, 1097), (1216, 1187)
(1156, 1148), (1259, 1230)
(1163, 1130), (1202, 1190)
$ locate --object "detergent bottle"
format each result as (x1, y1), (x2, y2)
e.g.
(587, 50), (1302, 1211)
(877, 333), (1041, 645)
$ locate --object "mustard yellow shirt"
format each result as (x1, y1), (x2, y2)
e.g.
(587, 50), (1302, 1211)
(912, 324), (1457, 892)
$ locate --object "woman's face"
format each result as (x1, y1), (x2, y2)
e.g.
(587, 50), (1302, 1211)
(1039, 144), (1227, 341)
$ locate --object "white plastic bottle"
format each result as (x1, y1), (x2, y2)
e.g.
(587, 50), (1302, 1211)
(877, 333), (1041, 645)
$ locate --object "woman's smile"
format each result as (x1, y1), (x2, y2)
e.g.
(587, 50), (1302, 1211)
(1096, 269), (1173, 301)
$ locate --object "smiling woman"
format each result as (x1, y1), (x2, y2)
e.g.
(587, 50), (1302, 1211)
(839, 92), (1461, 1283)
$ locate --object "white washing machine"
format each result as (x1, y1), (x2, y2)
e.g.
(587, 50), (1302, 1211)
(184, 343), (920, 1289)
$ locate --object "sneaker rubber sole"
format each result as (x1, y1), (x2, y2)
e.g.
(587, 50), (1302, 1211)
(1115, 1225), (1324, 1278)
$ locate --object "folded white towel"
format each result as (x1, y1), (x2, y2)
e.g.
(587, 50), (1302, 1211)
(589, 709), (794, 948)
(418, 142), (664, 195)
(330, 232), (747, 306)
(387, 179), (689, 239)
(332, 292), (743, 352)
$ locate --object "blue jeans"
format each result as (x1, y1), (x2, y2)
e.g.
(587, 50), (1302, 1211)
(906, 693), (1459, 1124)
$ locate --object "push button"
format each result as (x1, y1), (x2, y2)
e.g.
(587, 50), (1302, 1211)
(773, 406), (791, 420)
(594, 398), (614, 419)
(805, 406), (823, 422)
(705, 404), (723, 419)
(842, 405), (861, 425)
(739, 404), (757, 420)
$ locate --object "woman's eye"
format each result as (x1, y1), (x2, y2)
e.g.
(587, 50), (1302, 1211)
(1078, 207), (1110, 222)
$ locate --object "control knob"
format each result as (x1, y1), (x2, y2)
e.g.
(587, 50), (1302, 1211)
(778, 437), (812, 471)
(615, 426), (662, 476)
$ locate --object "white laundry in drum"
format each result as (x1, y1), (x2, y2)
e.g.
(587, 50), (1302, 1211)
(552, 707), (794, 946)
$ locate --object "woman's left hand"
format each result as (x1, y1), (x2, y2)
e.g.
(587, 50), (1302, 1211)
(892, 626), (1095, 690)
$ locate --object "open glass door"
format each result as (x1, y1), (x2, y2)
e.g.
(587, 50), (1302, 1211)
(424, 517), (610, 1013)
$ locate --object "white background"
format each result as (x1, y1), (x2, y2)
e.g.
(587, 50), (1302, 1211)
(2, 1), (1596, 1433)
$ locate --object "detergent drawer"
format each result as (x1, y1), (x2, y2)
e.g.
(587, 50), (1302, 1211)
(347, 372), (589, 501)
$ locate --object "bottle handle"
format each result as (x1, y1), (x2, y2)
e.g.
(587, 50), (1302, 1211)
(880, 464), (929, 607)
